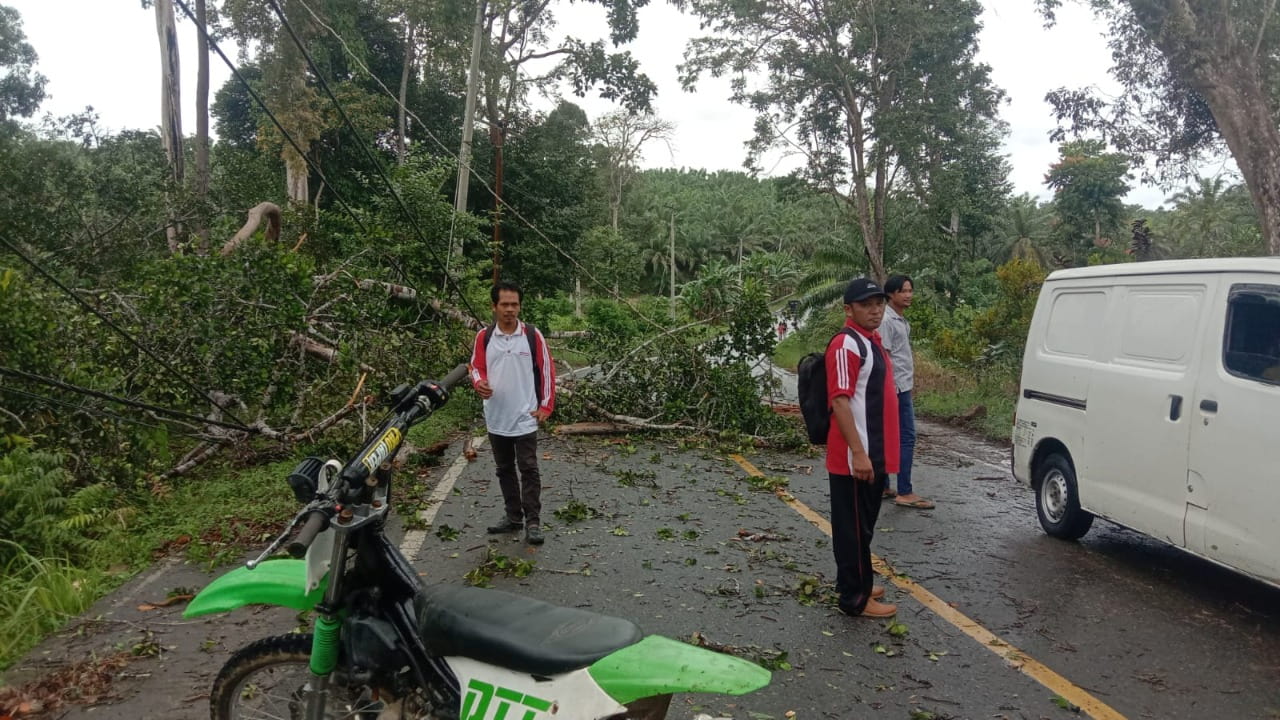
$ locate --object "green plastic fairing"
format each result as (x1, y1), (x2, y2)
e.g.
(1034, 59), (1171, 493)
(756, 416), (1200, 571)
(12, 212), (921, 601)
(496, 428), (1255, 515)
(183, 559), (326, 618)
(588, 635), (771, 705)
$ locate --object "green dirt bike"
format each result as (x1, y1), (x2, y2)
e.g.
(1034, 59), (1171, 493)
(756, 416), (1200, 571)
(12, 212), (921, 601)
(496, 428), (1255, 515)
(184, 363), (770, 720)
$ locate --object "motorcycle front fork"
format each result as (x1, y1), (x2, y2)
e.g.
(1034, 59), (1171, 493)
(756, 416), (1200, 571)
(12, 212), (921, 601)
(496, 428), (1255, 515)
(304, 517), (353, 720)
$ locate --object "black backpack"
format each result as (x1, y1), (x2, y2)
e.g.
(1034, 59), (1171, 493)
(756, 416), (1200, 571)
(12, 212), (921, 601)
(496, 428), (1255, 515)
(483, 323), (544, 405)
(796, 328), (867, 445)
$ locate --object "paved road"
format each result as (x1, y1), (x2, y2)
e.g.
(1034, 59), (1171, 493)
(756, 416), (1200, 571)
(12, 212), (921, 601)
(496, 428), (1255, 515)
(9, 421), (1280, 719)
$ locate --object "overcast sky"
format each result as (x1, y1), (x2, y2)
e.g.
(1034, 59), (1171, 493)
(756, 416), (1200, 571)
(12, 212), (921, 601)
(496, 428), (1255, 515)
(4, 0), (1229, 208)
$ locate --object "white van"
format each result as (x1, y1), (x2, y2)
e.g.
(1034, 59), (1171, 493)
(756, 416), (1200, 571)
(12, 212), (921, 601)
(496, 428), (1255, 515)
(1012, 258), (1280, 588)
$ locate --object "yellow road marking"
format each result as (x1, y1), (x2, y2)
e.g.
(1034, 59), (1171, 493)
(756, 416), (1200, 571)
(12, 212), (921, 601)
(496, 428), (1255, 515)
(728, 453), (1127, 720)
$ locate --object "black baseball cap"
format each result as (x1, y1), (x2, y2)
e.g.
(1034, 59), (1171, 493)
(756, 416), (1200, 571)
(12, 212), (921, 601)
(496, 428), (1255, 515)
(844, 277), (888, 304)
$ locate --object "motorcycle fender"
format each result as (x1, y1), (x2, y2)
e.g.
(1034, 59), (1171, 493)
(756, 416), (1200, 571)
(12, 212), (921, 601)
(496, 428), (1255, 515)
(589, 635), (771, 705)
(183, 559), (327, 619)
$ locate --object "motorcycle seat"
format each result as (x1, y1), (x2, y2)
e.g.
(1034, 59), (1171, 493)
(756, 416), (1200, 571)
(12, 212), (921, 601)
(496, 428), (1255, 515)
(417, 583), (643, 676)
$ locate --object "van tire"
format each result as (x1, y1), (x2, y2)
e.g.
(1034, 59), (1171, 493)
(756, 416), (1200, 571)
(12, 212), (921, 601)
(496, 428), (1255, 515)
(1034, 453), (1093, 540)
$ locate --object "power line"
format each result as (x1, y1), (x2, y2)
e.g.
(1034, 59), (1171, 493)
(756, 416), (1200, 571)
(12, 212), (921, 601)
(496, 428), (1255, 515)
(0, 386), (211, 440)
(291, 0), (671, 332)
(0, 366), (252, 433)
(264, 0), (486, 328)
(0, 236), (254, 430)
(171, 0), (372, 240)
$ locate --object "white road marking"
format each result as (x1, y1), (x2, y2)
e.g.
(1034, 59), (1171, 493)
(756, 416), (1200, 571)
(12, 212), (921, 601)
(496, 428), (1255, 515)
(400, 435), (487, 559)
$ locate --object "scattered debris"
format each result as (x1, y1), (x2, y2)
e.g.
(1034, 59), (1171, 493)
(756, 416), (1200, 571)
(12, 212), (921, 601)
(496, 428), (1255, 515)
(0, 651), (132, 717)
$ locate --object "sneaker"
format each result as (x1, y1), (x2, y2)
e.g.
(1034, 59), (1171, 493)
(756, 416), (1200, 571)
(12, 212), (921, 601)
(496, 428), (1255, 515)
(872, 585), (885, 599)
(487, 517), (522, 534)
(525, 524), (544, 545)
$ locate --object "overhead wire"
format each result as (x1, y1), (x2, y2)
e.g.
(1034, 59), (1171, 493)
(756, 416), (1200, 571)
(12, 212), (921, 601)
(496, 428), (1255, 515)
(0, 236), (255, 431)
(290, 0), (673, 332)
(0, 366), (253, 433)
(171, 0), (372, 239)
(264, 0), (487, 327)
(0, 386), (213, 440)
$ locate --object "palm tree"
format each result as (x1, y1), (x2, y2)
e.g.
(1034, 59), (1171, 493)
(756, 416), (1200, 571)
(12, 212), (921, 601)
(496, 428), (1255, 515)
(794, 233), (867, 314)
(987, 193), (1051, 267)
(1166, 176), (1261, 257)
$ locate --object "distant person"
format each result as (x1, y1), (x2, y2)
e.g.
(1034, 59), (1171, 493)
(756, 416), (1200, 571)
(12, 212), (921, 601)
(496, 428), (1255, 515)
(881, 275), (933, 509)
(825, 277), (900, 618)
(470, 280), (556, 545)
(778, 321), (788, 341)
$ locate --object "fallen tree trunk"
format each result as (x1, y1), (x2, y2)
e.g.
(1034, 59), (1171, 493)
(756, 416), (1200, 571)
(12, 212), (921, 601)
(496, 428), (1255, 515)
(356, 278), (417, 302)
(221, 202), (282, 255)
(553, 422), (633, 436)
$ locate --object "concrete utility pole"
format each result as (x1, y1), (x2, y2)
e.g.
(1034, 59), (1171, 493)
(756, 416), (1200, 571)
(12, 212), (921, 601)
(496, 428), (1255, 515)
(669, 211), (677, 319)
(453, 0), (486, 223)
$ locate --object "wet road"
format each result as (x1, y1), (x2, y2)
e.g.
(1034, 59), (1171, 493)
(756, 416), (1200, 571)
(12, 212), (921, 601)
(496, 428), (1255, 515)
(14, 421), (1279, 719)
(420, 423), (1280, 719)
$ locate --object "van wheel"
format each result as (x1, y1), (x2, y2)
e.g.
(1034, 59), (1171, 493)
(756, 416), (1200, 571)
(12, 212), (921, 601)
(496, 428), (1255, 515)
(1034, 453), (1093, 540)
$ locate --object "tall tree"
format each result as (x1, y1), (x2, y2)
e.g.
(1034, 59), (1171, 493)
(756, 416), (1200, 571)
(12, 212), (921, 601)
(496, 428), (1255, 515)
(154, 0), (184, 252)
(194, 0), (211, 249)
(1044, 140), (1131, 262)
(592, 110), (673, 232)
(1040, 0), (1280, 254)
(0, 3), (46, 123)
(679, 0), (1004, 283)
(221, 0), (332, 206)
(472, 0), (657, 261)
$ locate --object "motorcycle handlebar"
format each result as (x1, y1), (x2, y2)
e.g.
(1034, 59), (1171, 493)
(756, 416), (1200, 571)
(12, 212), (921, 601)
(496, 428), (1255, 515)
(440, 363), (469, 392)
(286, 510), (330, 558)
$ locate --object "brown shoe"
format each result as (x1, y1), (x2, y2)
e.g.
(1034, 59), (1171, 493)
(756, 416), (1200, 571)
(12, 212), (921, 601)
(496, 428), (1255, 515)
(871, 585), (885, 599)
(859, 599), (898, 618)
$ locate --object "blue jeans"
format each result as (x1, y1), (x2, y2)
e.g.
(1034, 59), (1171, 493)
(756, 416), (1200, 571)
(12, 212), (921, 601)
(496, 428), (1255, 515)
(895, 390), (916, 496)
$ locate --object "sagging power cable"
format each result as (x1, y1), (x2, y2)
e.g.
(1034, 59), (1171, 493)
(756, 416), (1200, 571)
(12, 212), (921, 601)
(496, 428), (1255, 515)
(0, 236), (255, 431)
(0, 386), (212, 440)
(0, 366), (253, 433)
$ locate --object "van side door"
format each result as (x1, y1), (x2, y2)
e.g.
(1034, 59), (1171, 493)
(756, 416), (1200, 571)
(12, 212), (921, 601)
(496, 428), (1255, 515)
(1187, 280), (1280, 585)
(1082, 282), (1210, 547)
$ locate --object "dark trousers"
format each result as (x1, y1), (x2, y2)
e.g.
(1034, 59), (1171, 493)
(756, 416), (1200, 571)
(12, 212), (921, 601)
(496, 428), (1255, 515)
(829, 472), (887, 612)
(490, 431), (541, 526)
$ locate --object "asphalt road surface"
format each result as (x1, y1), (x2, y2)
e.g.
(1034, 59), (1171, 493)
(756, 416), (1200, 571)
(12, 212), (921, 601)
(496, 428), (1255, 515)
(9, 420), (1279, 719)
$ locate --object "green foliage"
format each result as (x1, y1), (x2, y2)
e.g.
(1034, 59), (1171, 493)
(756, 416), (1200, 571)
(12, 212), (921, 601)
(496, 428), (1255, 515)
(465, 546), (536, 587)
(929, 259), (1046, 369)
(0, 543), (98, 670)
(1044, 140), (1131, 263)
(0, 4), (47, 122)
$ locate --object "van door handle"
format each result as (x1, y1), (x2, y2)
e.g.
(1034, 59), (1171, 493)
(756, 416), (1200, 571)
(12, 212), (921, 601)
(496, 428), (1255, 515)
(1200, 399), (1219, 413)
(1169, 395), (1183, 421)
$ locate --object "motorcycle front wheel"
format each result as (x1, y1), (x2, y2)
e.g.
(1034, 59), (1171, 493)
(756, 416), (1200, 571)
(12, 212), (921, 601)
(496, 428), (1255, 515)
(211, 634), (450, 720)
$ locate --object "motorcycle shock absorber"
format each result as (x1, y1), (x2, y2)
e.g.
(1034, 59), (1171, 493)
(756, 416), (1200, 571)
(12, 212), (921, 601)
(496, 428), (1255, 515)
(311, 615), (342, 675)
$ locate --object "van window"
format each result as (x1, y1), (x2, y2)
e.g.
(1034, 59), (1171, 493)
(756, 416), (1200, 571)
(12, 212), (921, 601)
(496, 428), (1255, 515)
(1118, 291), (1200, 365)
(1223, 284), (1280, 385)
(1045, 291), (1107, 357)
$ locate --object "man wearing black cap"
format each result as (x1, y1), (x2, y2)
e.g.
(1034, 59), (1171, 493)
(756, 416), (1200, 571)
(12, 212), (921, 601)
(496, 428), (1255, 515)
(824, 277), (901, 618)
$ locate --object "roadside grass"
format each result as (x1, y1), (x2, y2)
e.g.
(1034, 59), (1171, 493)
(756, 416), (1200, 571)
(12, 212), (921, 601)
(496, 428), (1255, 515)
(913, 353), (1017, 444)
(0, 397), (480, 674)
(0, 546), (100, 673)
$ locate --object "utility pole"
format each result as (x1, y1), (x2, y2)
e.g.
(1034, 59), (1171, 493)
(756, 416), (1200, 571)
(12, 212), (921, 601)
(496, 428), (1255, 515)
(454, 0), (486, 220)
(669, 211), (677, 319)
(491, 123), (505, 285)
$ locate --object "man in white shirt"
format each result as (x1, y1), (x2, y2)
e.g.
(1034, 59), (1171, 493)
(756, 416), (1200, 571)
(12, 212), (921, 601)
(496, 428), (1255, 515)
(469, 281), (557, 544)
(880, 275), (934, 510)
